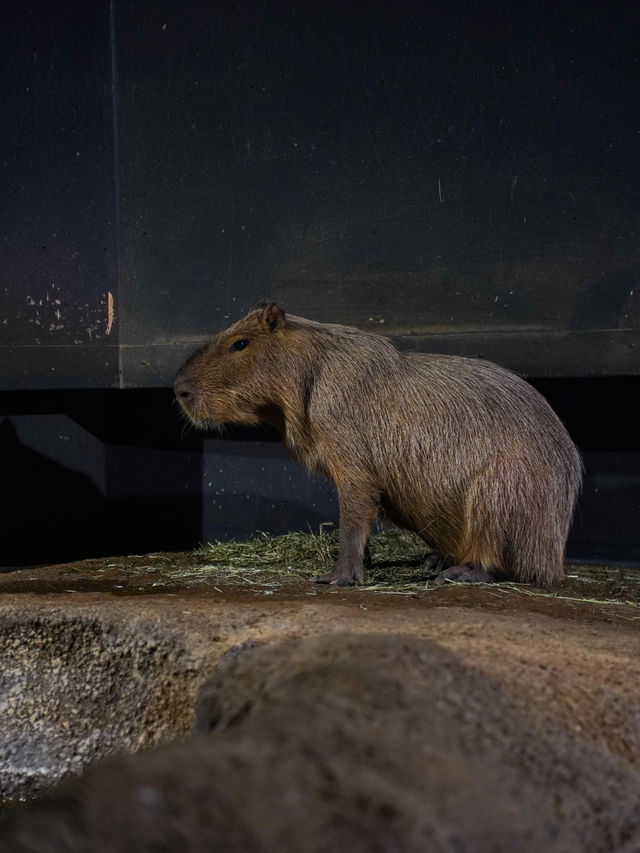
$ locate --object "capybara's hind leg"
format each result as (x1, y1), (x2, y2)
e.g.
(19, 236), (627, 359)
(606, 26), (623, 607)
(434, 564), (494, 585)
(431, 459), (507, 586)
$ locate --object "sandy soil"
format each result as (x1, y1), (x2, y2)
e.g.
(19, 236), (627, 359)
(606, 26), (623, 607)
(1, 556), (639, 851)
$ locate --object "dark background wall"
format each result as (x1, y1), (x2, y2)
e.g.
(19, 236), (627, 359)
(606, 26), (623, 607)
(0, 1), (118, 389)
(1, 0), (639, 567)
(115, 0), (640, 382)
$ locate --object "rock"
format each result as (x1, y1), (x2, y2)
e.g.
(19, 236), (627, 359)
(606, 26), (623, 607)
(1, 561), (640, 851)
(0, 611), (200, 801)
(3, 630), (640, 852)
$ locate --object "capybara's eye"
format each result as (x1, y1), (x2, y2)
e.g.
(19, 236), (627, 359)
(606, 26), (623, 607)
(231, 338), (249, 351)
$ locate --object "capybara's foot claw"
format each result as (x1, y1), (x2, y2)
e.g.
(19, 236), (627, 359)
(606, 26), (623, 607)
(434, 565), (493, 585)
(422, 552), (445, 575)
(312, 569), (363, 586)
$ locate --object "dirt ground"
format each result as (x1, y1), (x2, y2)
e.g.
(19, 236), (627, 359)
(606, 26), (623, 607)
(1, 555), (640, 851)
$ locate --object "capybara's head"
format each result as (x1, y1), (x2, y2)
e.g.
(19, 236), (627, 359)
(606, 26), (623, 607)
(174, 301), (287, 428)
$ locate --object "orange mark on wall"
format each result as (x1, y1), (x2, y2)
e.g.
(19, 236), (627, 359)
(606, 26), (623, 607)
(106, 292), (114, 335)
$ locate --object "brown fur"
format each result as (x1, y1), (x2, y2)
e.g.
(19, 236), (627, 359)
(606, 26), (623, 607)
(174, 302), (582, 586)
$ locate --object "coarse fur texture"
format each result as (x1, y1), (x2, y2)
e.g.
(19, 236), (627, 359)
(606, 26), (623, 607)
(174, 302), (582, 587)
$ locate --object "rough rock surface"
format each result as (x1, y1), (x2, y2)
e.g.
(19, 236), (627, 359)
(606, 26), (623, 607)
(0, 612), (200, 800)
(1, 559), (640, 851)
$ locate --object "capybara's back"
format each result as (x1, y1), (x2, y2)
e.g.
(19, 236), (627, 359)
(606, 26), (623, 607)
(175, 303), (582, 586)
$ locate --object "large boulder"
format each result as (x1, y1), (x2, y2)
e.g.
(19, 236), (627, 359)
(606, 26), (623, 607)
(3, 631), (640, 852)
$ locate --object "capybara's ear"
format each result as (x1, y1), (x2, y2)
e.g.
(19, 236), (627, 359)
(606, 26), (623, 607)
(256, 301), (286, 331)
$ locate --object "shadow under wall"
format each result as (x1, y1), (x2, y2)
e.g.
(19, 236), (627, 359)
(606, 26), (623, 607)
(1, 380), (639, 569)
(1, 417), (107, 567)
(0, 391), (204, 570)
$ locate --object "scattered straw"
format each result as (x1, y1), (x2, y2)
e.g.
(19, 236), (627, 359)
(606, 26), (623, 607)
(115, 528), (640, 611)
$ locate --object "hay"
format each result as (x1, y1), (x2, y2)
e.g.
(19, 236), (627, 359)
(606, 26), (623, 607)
(190, 526), (429, 591)
(113, 527), (640, 611)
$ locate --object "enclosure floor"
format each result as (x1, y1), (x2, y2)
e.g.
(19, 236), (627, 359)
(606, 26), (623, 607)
(1, 549), (639, 617)
(2, 552), (640, 850)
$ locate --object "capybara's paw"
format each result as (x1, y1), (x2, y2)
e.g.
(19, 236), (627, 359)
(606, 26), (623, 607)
(434, 564), (493, 585)
(312, 565), (364, 586)
(422, 552), (445, 575)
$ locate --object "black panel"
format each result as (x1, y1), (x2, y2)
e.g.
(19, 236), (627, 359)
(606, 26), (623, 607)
(2, 346), (119, 390)
(0, 1), (118, 389)
(394, 329), (640, 378)
(1, 0), (639, 387)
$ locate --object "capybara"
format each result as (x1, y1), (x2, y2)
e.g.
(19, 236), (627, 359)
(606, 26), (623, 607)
(174, 302), (582, 586)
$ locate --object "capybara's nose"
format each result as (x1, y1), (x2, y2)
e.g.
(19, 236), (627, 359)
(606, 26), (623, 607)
(174, 373), (192, 402)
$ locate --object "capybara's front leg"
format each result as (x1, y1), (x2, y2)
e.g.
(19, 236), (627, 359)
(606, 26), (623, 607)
(313, 485), (379, 586)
